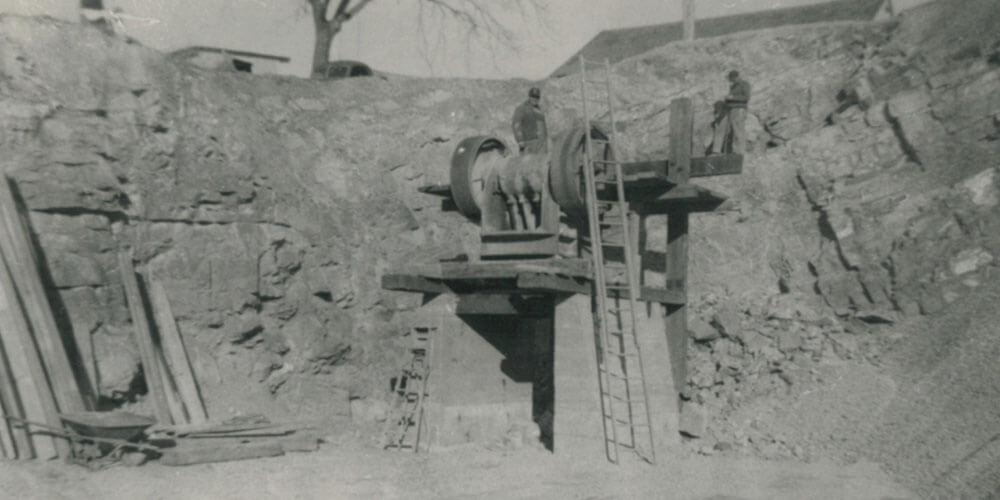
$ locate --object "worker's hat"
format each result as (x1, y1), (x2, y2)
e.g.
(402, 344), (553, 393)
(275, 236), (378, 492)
(529, 87), (541, 98)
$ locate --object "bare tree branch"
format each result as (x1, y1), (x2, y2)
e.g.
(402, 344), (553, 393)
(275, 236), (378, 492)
(302, 0), (546, 75)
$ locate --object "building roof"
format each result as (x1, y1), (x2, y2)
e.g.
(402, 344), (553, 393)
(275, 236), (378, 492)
(550, 0), (888, 77)
(170, 46), (291, 63)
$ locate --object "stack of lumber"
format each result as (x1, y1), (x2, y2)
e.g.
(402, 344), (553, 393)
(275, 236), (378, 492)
(0, 174), (318, 465)
(0, 176), (90, 460)
(117, 253), (209, 428)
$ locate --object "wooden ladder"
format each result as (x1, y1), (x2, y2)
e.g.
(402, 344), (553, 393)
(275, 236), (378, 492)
(578, 56), (656, 465)
(383, 325), (433, 452)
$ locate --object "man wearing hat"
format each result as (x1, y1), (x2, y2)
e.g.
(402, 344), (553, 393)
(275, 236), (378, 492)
(711, 70), (751, 154)
(512, 87), (548, 154)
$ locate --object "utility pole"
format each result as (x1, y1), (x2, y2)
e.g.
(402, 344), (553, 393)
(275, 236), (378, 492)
(682, 0), (695, 41)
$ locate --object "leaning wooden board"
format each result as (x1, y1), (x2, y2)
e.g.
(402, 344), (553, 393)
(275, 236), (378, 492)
(117, 250), (172, 425)
(0, 339), (32, 458)
(0, 177), (89, 414)
(0, 257), (63, 458)
(149, 280), (208, 424)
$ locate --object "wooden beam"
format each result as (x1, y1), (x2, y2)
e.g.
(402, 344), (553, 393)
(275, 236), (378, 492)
(668, 98), (693, 184)
(160, 440), (284, 466)
(381, 274), (449, 294)
(682, 0), (696, 41)
(665, 212), (690, 395)
(639, 287), (686, 305)
(157, 350), (187, 425)
(0, 340), (31, 459)
(0, 177), (88, 413)
(690, 154), (743, 178)
(0, 256), (62, 458)
(410, 258), (591, 281)
(516, 272), (589, 295)
(118, 250), (172, 424)
(149, 281), (208, 425)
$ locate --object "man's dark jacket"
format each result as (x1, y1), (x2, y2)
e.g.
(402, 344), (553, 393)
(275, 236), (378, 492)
(512, 99), (547, 146)
(726, 78), (751, 108)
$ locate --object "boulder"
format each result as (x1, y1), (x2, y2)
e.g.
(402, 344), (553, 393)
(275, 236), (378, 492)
(950, 248), (994, 276)
(711, 309), (743, 342)
(689, 316), (721, 342)
(679, 402), (708, 438)
(777, 329), (803, 353)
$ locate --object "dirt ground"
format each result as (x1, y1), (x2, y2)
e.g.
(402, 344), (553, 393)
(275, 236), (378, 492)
(0, 442), (912, 500)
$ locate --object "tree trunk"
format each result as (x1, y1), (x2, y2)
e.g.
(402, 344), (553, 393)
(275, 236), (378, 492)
(312, 18), (335, 74)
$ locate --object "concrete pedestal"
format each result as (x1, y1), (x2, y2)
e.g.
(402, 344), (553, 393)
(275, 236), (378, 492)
(420, 294), (535, 450)
(417, 292), (680, 459)
(552, 294), (680, 460)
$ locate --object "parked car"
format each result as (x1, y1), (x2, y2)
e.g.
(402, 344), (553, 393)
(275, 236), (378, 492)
(313, 60), (374, 79)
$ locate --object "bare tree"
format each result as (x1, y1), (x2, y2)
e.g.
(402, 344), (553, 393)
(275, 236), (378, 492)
(303, 0), (543, 75)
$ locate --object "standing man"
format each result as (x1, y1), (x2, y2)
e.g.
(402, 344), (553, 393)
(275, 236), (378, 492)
(711, 70), (751, 154)
(512, 87), (548, 154)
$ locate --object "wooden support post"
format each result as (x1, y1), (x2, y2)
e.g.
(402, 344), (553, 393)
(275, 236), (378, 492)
(665, 213), (689, 393)
(682, 0), (696, 41)
(0, 177), (88, 413)
(665, 96), (693, 395)
(0, 258), (63, 458)
(118, 251), (172, 424)
(668, 98), (693, 184)
(149, 281), (208, 424)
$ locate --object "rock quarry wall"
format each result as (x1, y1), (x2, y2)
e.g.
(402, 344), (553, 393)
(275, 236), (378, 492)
(0, 0), (998, 495)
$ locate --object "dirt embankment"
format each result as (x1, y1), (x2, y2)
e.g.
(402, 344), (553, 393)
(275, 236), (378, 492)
(1, 0), (999, 497)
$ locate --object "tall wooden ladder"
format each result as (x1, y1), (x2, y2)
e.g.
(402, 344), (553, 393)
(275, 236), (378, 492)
(383, 325), (434, 452)
(578, 56), (656, 465)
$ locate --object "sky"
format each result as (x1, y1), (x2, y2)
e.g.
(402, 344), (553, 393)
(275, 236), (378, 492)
(1, 0), (842, 79)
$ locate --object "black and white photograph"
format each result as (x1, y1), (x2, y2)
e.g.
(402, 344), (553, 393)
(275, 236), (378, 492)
(0, 0), (996, 497)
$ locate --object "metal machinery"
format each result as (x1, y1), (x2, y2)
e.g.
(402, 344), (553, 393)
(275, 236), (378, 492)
(389, 58), (743, 463)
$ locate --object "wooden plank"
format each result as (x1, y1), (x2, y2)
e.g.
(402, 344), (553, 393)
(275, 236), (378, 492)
(117, 251), (172, 424)
(668, 98), (693, 184)
(0, 353), (17, 458)
(690, 154), (743, 178)
(381, 274), (449, 294)
(0, 256), (62, 459)
(0, 177), (88, 414)
(70, 321), (96, 407)
(160, 440), (284, 466)
(157, 346), (187, 425)
(516, 272), (590, 295)
(411, 258), (591, 281)
(149, 281), (208, 425)
(639, 287), (686, 305)
(664, 212), (690, 395)
(0, 340), (32, 459)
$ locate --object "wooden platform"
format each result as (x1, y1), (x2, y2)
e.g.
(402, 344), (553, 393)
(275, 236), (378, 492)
(382, 258), (685, 305)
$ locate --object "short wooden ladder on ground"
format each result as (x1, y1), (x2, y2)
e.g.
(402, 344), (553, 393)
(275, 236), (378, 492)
(578, 55), (656, 465)
(383, 326), (433, 452)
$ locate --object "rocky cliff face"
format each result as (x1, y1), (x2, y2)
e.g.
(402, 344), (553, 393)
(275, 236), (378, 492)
(1, 0), (998, 496)
(0, 15), (528, 420)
